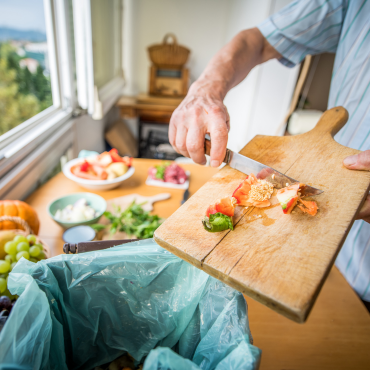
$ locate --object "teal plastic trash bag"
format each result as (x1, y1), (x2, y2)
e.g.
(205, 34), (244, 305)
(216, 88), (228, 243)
(0, 239), (261, 370)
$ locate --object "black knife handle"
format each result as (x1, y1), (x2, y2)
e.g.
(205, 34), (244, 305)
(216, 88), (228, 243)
(181, 189), (190, 204)
(204, 138), (231, 164)
(63, 239), (138, 254)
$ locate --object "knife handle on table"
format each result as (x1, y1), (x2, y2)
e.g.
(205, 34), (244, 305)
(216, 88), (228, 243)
(204, 138), (231, 164)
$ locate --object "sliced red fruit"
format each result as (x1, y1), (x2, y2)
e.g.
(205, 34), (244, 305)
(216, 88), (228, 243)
(297, 199), (318, 216)
(109, 148), (124, 163)
(122, 156), (132, 167)
(79, 160), (90, 172)
(276, 183), (300, 214)
(71, 167), (100, 180)
(91, 165), (108, 180)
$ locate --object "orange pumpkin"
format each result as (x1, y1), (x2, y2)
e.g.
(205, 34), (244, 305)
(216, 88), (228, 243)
(0, 200), (40, 235)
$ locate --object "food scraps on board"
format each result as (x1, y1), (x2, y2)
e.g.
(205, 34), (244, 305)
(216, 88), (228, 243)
(203, 174), (318, 233)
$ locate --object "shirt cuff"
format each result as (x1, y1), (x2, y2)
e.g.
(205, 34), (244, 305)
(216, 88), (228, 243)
(257, 18), (308, 68)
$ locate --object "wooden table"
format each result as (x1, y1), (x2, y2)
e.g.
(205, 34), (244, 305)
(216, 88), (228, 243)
(26, 159), (370, 369)
(116, 94), (182, 157)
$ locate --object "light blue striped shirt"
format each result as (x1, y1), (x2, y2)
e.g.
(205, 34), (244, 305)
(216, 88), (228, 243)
(258, 0), (370, 301)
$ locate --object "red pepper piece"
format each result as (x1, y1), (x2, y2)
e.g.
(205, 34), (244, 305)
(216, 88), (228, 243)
(232, 176), (252, 206)
(206, 204), (218, 218)
(215, 197), (236, 217)
(80, 160), (90, 172)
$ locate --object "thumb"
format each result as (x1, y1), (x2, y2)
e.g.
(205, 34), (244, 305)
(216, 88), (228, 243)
(343, 150), (370, 170)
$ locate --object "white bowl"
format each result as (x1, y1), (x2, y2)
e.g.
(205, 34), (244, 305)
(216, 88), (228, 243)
(63, 158), (135, 191)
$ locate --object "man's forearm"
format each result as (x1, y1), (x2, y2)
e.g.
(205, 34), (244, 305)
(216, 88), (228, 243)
(169, 27), (281, 166)
(190, 28), (281, 100)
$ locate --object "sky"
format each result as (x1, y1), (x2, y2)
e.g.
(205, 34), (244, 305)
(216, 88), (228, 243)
(0, 0), (46, 32)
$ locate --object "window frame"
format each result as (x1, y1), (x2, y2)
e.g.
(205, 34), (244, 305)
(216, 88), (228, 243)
(73, 0), (125, 119)
(0, 0), (75, 195)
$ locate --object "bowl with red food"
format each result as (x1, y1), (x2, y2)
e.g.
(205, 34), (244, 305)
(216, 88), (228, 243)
(63, 149), (134, 191)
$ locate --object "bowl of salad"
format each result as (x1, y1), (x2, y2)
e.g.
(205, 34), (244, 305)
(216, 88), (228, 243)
(63, 149), (134, 191)
(48, 193), (107, 229)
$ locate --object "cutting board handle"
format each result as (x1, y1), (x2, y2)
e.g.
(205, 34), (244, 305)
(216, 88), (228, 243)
(308, 106), (348, 138)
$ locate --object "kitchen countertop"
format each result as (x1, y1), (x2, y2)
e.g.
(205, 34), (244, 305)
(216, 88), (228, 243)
(26, 158), (370, 369)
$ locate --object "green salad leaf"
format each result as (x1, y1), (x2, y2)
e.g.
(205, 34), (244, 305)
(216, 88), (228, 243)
(154, 161), (171, 180)
(202, 212), (234, 233)
(91, 201), (163, 239)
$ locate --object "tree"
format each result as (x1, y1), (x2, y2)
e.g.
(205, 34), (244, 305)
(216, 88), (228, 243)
(0, 42), (53, 136)
(33, 65), (52, 109)
(0, 56), (40, 135)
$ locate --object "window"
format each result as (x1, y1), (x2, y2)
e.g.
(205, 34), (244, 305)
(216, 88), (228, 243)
(0, 0), (124, 200)
(0, 0), (53, 136)
(73, 0), (124, 118)
(91, 0), (122, 89)
(0, 0), (75, 199)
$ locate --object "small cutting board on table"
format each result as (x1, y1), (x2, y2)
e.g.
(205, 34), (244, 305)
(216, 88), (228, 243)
(154, 107), (370, 323)
(99, 193), (170, 240)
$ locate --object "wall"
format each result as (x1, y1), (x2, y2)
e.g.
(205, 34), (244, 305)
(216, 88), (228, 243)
(123, 0), (298, 152)
(73, 106), (121, 155)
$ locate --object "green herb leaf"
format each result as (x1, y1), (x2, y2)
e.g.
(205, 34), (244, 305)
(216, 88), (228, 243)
(154, 161), (171, 180)
(90, 224), (107, 231)
(202, 212), (233, 233)
(102, 201), (163, 239)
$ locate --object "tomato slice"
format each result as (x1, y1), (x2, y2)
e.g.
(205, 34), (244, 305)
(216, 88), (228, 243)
(215, 197), (236, 217)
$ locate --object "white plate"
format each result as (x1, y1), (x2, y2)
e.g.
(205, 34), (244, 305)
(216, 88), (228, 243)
(145, 171), (190, 190)
(63, 158), (135, 191)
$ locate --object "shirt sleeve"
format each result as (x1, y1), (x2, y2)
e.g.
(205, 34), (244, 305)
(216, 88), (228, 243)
(258, 0), (348, 68)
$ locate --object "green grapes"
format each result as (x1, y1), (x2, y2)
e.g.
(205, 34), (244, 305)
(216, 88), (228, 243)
(16, 242), (30, 252)
(10, 262), (17, 271)
(29, 258), (38, 263)
(37, 250), (46, 260)
(5, 254), (14, 264)
(16, 251), (30, 261)
(4, 241), (17, 255)
(13, 235), (28, 244)
(0, 278), (6, 293)
(0, 260), (11, 274)
(29, 246), (41, 257)
(26, 234), (37, 245)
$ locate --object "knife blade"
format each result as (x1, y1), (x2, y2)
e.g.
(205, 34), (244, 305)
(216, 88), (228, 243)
(204, 138), (323, 197)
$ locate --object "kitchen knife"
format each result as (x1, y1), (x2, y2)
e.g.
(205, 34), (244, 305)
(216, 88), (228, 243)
(204, 138), (323, 197)
(181, 188), (190, 204)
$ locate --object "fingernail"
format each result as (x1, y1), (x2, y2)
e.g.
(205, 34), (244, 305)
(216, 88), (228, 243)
(343, 155), (357, 167)
(211, 160), (220, 167)
(200, 159), (207, 166)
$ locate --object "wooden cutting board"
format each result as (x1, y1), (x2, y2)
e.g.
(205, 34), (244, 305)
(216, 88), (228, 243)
(154, 107), (370, 323)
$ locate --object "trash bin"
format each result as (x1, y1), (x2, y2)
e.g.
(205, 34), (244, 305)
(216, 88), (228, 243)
(0, 239), (261, 370)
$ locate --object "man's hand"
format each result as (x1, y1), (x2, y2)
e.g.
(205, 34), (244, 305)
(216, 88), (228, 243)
(343, 150), (370, 223)
(169, 28), (281, 167)
(169, 81), (230, 167)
